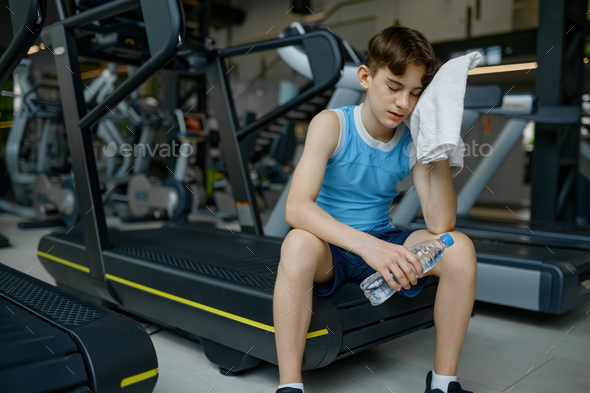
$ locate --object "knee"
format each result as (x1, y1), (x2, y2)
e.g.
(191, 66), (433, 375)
(441, 231), (477, 279)
(279, 229), (325, 275)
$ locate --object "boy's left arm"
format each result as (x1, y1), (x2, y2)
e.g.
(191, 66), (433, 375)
(412, 159), (457, 234)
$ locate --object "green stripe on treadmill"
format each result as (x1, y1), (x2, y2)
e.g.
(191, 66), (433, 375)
(37, 250), (328, 339)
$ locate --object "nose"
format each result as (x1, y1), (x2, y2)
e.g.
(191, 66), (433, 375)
(394, 91), (410, 113)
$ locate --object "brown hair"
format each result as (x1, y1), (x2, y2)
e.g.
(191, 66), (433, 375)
(365, 26), (440, 87)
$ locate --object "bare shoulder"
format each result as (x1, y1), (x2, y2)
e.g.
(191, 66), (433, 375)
(304, 109), (341, 158)
(287, 110), (341, 209)
(311, 109), (340, 125)
(309, 109), (340, 131)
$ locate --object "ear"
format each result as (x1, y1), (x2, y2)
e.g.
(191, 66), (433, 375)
(357, 65), (372, 90)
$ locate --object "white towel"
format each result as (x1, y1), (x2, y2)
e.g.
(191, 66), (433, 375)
(403, 51), (483, 177)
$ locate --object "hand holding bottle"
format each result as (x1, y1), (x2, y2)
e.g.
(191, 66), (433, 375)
(360, 234), (454, 306)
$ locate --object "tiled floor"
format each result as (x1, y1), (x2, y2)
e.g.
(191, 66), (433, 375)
(1, 212), (589, 393)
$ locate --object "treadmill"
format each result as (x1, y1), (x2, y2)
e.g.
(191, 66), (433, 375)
(390, 87), (590, 314)
(37, 0), (440, 375)
(1, 1), (159, 392)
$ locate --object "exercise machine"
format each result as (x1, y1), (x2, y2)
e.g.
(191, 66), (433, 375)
(123, 108), (204, 222)
(37, 2), (441, 374)
(2, 62), (140, 228)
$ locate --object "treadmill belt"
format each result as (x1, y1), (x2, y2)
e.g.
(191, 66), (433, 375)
(472, 237), (590, 274)
(413, 218), (590, 251)
(53, 226), (282, 289)
(0, 267), (105, 326)
(454, 217), (590, 242)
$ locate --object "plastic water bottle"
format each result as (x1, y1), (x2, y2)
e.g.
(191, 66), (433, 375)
(360, 234), (454, 306)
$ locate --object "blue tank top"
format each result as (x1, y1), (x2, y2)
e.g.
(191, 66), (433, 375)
(316, 104), (416, 232)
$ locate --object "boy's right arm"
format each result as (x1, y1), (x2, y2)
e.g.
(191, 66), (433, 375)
(285, 110), (422, 291)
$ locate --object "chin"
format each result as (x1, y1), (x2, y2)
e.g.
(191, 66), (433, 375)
(383, 115), (402, 128)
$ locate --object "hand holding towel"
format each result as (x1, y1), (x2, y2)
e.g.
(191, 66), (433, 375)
(403, 51), (483, 177)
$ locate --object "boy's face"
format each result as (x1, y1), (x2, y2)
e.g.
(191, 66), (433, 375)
(358, 63), (426, 129)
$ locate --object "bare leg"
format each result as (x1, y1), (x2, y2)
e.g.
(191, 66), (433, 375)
(404, 230), (477, 376)
(430, 254), (476, 375)
(273, 229), (334, 384)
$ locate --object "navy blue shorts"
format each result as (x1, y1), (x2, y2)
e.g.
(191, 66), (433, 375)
(313, 226), (430, 298)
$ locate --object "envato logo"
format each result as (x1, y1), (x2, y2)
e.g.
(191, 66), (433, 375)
(403, 140), (493, 159)
(103, 141), (193, 158)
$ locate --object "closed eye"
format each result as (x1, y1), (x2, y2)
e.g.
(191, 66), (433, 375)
(387, 85), (421, 97)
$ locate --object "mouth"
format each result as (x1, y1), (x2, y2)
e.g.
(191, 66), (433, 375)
(388, 111), (404, 120)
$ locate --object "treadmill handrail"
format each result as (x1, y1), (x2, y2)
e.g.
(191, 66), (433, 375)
(0, 0), (46, 87)
(215, 30), (345, 142)
(513, 104), (581, 124)
(44, 0), (139, 30)
(43, 0), (184, 130)
(62, 0), (185, 130)
(203, 30), (344, 235)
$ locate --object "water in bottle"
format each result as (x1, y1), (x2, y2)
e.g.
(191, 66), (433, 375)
(360, 233), (454, 306)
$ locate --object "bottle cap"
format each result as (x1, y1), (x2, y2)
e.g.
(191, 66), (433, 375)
(441, 233), (454, 247)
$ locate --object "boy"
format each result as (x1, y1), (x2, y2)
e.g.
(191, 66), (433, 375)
(273, 26), (477, 393)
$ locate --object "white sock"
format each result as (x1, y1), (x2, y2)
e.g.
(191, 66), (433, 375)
(278, 382), (304, 392)
(431, 370), (457, 393)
